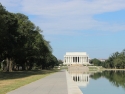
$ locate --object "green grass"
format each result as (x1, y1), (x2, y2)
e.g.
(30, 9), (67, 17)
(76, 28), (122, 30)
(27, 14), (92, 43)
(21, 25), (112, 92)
(88, 66), (104, 71)
(0, 69), (59, 94)
(88, 66), (99, 71)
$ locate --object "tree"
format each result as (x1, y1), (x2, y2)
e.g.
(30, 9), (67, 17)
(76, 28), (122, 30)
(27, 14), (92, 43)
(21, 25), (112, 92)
(104, 50), (125, 69)
(0, 5), (19, 71)
(90, 58), (101, 66)
(0, 3), (58, 71)
(57, 59), (63, 66)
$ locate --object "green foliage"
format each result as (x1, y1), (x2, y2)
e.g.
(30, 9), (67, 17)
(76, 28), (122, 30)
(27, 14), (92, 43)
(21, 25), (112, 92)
(90, 58), (102, 66)
(57, 59), (63, 66)
(103, 50), (125, 69)
(0, 3), (57, 71)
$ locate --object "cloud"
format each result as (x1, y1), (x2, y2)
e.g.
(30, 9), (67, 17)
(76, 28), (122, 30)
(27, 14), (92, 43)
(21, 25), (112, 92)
(21, 0), (125, 15)
(0, 0), (125, 35)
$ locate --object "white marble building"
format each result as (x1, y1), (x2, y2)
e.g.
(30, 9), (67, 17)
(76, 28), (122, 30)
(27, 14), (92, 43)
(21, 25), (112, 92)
(63, 52), (89, 65)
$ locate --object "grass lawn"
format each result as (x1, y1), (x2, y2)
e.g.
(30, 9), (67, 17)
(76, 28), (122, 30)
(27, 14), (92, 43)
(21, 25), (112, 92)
(0, 69), (59, 94)
(88, 66), (99, 71)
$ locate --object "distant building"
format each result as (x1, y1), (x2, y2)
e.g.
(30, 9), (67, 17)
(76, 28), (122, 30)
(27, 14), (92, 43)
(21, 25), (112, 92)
(63, 52), (90, 65)
(98, 59), (107, 62)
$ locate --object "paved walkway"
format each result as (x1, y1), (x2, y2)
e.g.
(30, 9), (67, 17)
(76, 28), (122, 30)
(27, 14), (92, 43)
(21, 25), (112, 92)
(7, 70), (83, 94)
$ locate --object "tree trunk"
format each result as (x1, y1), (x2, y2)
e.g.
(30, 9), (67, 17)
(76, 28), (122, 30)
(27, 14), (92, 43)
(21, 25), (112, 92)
(3, 58), (9, 72)
(9, 58), (13, 72)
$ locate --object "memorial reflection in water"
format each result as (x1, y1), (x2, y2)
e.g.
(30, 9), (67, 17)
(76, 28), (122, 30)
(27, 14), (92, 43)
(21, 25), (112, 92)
(68, 71), (90, 87)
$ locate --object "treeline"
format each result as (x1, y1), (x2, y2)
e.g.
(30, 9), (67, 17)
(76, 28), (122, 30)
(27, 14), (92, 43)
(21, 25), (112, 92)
(103, 49), (125, 69)
(90, 49), (125, 69)
(0, 3), (59, 72)
(89, 58), (103, 66)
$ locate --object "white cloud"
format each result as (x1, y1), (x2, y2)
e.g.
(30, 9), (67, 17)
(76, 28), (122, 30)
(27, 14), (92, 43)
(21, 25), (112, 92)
(0, 0), (21, 7)
(0, 0), (125, 35)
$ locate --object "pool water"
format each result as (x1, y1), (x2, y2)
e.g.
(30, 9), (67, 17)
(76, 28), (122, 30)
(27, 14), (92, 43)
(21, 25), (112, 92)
(79, 71), (125, 94)
(80, 77), (125, 94)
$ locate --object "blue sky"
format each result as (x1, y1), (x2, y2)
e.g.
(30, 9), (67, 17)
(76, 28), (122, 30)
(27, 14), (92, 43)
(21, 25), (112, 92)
(0, 0), (125, 60)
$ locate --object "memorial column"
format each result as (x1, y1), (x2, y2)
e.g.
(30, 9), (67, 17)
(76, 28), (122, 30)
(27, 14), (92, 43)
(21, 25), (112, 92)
(66, 57), (67, 64)
(83, 57), (84, 64)
(66, 56), (67, 64)
(70, 56), (71, 64)
(81, 56), (82, 64)
(71, 56), (73, 64)
(69, 56), (70, 63)
(80, 56), (81, 64)
(67, 57), (68, 64)
(74, 57), (75, 63)
(67, 56), (68, 64)
(82, 56), (83, 64)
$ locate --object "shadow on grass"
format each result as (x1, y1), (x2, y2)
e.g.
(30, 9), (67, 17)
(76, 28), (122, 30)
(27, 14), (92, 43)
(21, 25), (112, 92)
(0, 69), (59, 80)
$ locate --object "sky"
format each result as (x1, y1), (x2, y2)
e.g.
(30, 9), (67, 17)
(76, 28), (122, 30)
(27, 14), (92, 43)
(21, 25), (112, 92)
(0, 0), (125, 60)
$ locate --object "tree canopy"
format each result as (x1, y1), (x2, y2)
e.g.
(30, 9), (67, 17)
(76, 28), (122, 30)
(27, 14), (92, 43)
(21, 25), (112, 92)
(0, 3), (58, 72)
(103, 49), (125, 69)
(91, 49), (125, 69)
(90, 58), (102, 66)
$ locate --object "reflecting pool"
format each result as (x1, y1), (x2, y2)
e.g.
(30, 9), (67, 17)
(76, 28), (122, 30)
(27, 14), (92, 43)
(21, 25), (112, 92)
(69, 71), (125, 94)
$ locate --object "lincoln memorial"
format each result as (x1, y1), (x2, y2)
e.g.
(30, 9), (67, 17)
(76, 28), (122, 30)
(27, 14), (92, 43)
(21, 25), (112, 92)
(63, 52), (89, 65)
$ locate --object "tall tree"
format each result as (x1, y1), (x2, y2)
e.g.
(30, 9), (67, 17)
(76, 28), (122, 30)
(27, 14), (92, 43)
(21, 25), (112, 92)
(0, 3), (58, 71)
